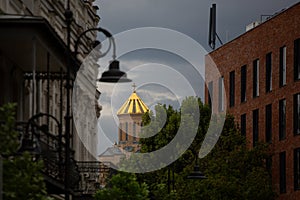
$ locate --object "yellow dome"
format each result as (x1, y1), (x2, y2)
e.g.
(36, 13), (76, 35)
(117, 91), (149, 115)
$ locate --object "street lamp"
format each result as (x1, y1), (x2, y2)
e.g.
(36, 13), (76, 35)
(187, 165), (207, 180)
(74, 27), (131, 83)
(18, 113), (62, 157)
(187, 153), (207, 180)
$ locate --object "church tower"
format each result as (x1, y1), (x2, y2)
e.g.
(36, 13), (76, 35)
(117, 84), (149, 152)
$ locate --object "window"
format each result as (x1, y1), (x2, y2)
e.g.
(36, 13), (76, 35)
(294, 38), (300, 80)
(266, 52), (272, 92)
(280, 152), (286, 194)
(253, 109), (259, 147)
(253, 59), (259, 97)
(266, 156), (272, 177)
(119, 123), (123, 141)
(218, 76), (224, 112)
(295, 93), (300, 135)
(294, 148), (300, 190)
(265, 104), (272, 143)
(241, 65), (247, 102)
(229, 71), (235, 107)
(133, 122), (136, 141)
(279, 99), (286, 140)
(280, 46), (287, 86)
(125, 122), (128, 141)
(208, 81), (213, 109)
(240, 114), (246, 136)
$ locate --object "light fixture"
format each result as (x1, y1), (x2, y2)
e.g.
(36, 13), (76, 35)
(74, 27), (131, 83)
(99, 60), (131, 82)
(187, 165), (207, 179)
(187, 151), (207, 180)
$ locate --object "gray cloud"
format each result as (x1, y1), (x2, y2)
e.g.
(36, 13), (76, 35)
(94, 0), (299, 154)
(96, 0), (299, 50)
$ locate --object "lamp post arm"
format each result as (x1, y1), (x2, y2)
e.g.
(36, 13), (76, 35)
(74, 27), (104, 57)
(110, 37), (116, 60)
(25, 113), (61, 136)
(74, 27), (116, 60)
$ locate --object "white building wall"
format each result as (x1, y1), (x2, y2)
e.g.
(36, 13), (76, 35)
(0, 0), (101, 162)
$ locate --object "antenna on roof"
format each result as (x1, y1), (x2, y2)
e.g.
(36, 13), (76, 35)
(209, 4), (223, 50)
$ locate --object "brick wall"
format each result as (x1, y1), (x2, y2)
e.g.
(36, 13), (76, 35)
(205, 3), (300, 199)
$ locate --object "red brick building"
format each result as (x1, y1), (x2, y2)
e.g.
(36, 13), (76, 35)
(205, 2), (300, 199)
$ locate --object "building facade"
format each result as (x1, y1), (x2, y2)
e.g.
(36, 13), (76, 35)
(205, 2), (300, 199)
(0, 0), (101, 162)
(0, 0), (102, 199)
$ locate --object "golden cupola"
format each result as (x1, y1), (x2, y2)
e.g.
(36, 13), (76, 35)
(117, 87), (149, 115)
(117, 84), (149, 150)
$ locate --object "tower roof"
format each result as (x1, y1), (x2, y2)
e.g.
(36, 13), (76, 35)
(117, 90), (149, 115)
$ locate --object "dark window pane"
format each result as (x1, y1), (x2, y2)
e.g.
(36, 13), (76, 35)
(133, 122), (136, 141)
(241, 65), (247, 102)
(125, 122), (128, 141)
(279, 99), (286, 140)
(280, 46), (287, 86)
(266, 156), (272, 177)
(265, 104), (272, 143)
(241, 114), (246, 136)
(229, 71), (235, 107)
(253, 59), (259, 97)
(253, 109), (259, 147)
(218, 76), (224, 112)
(119, 123), (123, 141)
(294, 38), (300, 80)
(280, 152), (286, 194)
(266, 52), (272, 92)
(294, 148), (300, 190)
(208, 81), (213, 109)
(294, 93), (300, 135)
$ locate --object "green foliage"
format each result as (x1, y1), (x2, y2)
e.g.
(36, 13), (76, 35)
(95, 97), (274, 199)
(140, 104), (180, 152)
(0, 103), (48, 200)
(0, 103), (19, 155)
(94, 173), (149, 200)
(138, 97), (275, 200)
(175, 115), (275, 200)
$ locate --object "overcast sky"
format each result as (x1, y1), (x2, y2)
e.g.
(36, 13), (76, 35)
(93, 0), (300, 154)
(95, 0), (299, 50)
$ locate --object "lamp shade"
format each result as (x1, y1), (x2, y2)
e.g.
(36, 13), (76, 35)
(99, 60), (131, 83)
(187, 165), (207, 180)
(17, 138), (41, 156)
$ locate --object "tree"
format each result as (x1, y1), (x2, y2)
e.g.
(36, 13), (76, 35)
(176, 115), (275, 200)
(137, 97), (275, 200)
(0, 103), (48, 200)
(94, 172), (149, 200)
